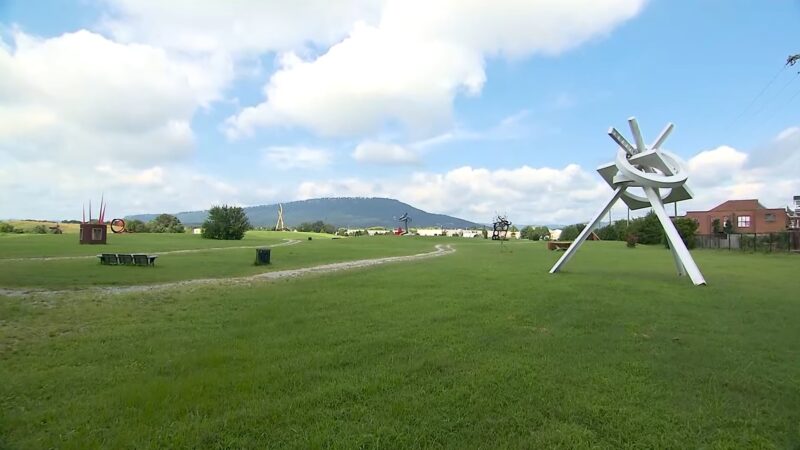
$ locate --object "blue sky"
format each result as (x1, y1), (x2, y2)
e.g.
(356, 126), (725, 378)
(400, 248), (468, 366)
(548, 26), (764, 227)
(1, 0), (798, 224)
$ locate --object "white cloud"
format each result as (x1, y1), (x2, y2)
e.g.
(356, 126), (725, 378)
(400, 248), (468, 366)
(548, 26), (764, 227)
(225, 0), (645, 138)
(263, 146), (332, 170)
(0, 156), (258, 220)
(0, 30), (228, 165)
(684, 140), (799, 212)
(352, 141), (419, 165)
(99, 0), (384, 56)
(687, 145), (748, 188)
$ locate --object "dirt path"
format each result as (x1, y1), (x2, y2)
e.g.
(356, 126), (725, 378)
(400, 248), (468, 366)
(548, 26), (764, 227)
(0, 244), (455, 298)
(0, 239), (302, 262)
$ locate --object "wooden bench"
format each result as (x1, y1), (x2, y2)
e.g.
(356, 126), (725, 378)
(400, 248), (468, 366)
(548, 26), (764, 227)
(97, 253), (158, 266)
(547, 241), (573, 251)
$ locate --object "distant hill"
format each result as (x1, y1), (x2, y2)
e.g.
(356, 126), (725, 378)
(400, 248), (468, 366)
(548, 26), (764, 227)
(125, 197), (482, 229)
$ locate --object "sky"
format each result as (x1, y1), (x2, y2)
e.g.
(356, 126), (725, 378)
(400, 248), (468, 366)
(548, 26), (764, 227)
(1, 0), (799, 225)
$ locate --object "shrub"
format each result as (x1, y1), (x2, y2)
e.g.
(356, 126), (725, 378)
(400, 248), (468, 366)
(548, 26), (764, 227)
(148, 214), (185, 233)
(0, 222), (14, 233)
(626, 234), (638, 248)
(202, 205), (251, 240)
(559, 223), (586, 241)
(663, 217), (698, 249)
(32, 225), (48, 234)
(126, 219), (149, 233)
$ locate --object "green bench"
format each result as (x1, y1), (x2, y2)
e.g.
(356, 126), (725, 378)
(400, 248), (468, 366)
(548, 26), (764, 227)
(98, 253), (158, 266)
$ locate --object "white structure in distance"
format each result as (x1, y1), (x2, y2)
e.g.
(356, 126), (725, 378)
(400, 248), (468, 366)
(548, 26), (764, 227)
(549, 117), (706, 286)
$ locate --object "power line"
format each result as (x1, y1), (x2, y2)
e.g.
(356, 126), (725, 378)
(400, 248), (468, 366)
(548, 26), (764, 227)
(727, 64), (787, 129)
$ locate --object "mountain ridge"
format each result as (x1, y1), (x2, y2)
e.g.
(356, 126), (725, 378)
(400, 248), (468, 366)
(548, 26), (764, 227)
(125, 197), (482, 229)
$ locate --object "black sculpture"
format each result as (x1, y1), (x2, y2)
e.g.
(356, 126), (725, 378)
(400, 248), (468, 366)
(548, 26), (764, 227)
(492, 215), (511, 241)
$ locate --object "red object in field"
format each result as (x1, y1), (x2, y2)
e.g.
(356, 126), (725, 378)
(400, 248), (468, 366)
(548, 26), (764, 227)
(395, 227), (406, 235)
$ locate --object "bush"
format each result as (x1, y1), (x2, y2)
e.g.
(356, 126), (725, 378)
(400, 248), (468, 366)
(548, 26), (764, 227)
(559, 223), (586, 241)
(0, 222), (14, 233)
(32, 224), (48, 234)
(626, 234), (638, 248)
(202, 205), (251, 240)
(663, 217), (698, 249)
(126, 219), (149, 233)
(148, 214), (184, 233)
(297, 221), (336, 234)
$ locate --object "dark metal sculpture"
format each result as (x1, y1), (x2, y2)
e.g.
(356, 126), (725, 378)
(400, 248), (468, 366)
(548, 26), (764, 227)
(492, 215), (511, 241)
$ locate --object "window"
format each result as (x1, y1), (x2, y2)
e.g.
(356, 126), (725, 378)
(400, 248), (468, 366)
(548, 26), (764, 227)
(737, 215), (751, 228)
(91, 227), (104, 241)
(765, 213), (775, 222)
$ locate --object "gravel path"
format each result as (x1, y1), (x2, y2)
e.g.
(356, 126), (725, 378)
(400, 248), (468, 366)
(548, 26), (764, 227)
(0, 244), (455, 298)
(0, 238), (302, 262)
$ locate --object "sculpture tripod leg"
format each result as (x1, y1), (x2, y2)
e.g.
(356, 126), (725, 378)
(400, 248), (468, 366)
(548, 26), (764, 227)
(643, 187), (706, 286)
(550, 186), (626, 274)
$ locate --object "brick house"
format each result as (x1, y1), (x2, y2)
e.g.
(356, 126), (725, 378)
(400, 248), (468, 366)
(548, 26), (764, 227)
(685, 199), (790, 235)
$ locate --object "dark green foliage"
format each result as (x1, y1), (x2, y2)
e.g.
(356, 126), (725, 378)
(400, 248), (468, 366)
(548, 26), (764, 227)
(148, 214), (184, 233)
(202, 205), (251, 240)
(297, 221), (336, 234)
(711, 218), (722, 235)
(125, 219), (149, 233)
(0, 222), (15, 233)
(596, 220), (630, 241)
(664, 217), (698, 249)
(559, 223), (586, 241)
(628, 211), (663, 245)
(521, 225), (550, 240)
(482, 228), (488, 239)
(723, 217), (734, 235)
(32, 225), (48, 234)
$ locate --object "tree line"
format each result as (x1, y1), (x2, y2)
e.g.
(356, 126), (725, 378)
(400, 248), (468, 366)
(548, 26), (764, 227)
(560, 211), (699, 248)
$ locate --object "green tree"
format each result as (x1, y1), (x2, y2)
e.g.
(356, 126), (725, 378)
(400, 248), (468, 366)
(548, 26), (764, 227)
(533, 226), (550, 240)
(520, 226), (534, 240)
(148, 214), (185, 233)
(723, 217), (734, 235)
(711, 218), (722, 235)
(559, 223), (586, 241)
(596, 220), (630, 241)
(0, 222), (15, 233)
(628, 211), (663, 245)
(297, 220), (335, 234)
(663, 217), (699, 249)
(201, 205), (251, 240)
(126, 219), (149, 233)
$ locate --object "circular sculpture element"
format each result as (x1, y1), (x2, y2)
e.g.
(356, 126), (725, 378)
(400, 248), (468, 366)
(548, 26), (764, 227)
(614, 149), (687, 189)
(110, 218), (127, 233)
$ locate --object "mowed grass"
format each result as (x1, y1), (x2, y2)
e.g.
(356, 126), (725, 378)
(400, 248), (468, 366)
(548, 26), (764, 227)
(1, 238), (799, 448)
(0, 232), (436, 289)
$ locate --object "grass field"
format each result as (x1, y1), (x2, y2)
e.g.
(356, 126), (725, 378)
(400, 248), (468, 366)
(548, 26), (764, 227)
(1, 234), (799, 448)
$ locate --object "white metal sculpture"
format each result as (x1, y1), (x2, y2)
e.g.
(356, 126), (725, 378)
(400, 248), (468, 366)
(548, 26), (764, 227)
(549, 117), (706, 286)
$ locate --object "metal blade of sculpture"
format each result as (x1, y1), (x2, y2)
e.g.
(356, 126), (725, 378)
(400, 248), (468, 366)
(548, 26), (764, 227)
(492, 215), (511, 241)
(549, 117), (706, 286)
(275, 204), (287, 231)
(396, 213), (411, 235)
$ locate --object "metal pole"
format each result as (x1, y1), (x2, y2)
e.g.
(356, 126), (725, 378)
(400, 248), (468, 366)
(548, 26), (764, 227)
(551, 186), (627, 274)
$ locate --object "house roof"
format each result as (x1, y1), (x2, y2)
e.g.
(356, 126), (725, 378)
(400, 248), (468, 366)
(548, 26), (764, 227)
(709, 199), (766, 212)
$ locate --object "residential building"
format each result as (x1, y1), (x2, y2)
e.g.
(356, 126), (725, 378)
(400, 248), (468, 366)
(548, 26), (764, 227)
(685, 199), (791, 235)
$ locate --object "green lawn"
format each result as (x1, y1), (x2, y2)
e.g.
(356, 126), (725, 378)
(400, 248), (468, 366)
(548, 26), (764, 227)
(0, 232), (436, 289)
(1, 237), (799, 448)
